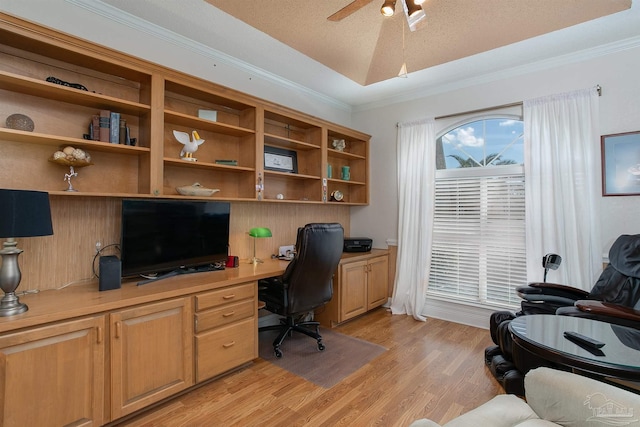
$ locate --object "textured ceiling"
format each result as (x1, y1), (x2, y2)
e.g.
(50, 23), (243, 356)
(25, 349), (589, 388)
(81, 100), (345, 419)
(205, 0), (632, 86)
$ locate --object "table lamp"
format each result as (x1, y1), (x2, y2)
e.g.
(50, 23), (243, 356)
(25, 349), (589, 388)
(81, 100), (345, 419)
(0, 189), (53, 316)
(248, 227), (272, 264)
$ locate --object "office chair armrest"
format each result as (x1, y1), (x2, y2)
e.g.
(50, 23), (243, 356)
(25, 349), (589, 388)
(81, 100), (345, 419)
(574, 300), (640, 323)
(517, 282), (589, 300)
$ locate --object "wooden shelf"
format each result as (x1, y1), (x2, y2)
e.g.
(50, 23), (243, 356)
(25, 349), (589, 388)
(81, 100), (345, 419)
(0, 128), (149, 154)
(264, 170), (320, 180)
(164, 110), (255, 137)
(0, 71), (151, 115)
(328, 148), (366, 160)
(0, 11), (369, 204)
(264, 134), (320, 151)
(164, 157), (254, 172)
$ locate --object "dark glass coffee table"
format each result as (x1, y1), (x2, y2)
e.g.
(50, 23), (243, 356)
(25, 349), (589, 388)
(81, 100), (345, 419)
(509, 314), (640, 381)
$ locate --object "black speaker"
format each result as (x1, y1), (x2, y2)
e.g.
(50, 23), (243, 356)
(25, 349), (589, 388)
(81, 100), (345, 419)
(99, 255), (121, 291)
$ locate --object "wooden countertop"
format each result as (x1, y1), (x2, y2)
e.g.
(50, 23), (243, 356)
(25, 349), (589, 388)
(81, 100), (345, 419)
(0, 250), (389, 334)
(338, 248), (389, 263)
(0, 259), (289, 334)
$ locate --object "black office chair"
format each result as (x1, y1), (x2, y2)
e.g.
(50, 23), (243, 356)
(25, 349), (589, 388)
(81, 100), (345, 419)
(258, 223), (344, 358)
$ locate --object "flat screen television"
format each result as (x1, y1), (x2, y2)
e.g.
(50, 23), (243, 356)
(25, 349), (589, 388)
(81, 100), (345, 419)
(120, 199), (230, 279)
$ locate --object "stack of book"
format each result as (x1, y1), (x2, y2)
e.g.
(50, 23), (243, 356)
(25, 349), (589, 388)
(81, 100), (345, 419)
(88, 110), (130, 145)
(214, 159), (238, 166)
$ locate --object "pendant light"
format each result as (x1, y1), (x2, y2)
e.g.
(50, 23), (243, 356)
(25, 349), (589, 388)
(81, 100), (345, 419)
(398, 19), (408, 78)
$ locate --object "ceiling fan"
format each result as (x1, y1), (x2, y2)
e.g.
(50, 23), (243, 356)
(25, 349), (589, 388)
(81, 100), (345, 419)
(327, 0), (427, 31)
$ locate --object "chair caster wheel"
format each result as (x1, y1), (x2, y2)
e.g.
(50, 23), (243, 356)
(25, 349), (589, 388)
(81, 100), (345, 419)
(318, 342), (325, 351)
(274, 348), (283, 358)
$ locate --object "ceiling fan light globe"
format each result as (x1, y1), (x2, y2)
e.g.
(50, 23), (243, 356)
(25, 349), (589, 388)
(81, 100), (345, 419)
(407, 2), (422, 17)
(380, 0), (396, 16)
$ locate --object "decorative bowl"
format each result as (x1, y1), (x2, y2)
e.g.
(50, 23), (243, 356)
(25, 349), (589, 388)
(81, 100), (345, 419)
(48, 157), (93, 168)
(176, 182), (219, 197)
(6, 113), (35, 132)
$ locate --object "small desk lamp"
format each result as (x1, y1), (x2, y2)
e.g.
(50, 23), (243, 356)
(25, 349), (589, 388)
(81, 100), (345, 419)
(249, 227), (272, 264)
(0, 189), (53, 316)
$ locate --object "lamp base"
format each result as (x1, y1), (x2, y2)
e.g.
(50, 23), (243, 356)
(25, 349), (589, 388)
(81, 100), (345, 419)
(0, 292), (28, 317)
(249, 257), (264, 264)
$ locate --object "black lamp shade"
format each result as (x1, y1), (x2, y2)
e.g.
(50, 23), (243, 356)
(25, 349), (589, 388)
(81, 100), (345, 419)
(0, 189), (53, 238)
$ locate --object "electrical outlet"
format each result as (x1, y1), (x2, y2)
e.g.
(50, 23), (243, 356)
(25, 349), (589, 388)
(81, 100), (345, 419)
(95, 241), (102, 254)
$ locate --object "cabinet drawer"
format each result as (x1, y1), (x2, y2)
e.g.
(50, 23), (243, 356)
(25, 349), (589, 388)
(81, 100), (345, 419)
(195, 299), (254, 333)
(195, 317), (256, 382)
(195, 282), (255, 311)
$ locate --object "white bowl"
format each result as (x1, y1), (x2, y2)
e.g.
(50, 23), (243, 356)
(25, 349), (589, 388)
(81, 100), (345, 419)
(176, 183), (219, 197)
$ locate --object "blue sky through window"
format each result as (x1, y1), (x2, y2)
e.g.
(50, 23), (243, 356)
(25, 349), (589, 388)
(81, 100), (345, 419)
(438, 118), (524, 169)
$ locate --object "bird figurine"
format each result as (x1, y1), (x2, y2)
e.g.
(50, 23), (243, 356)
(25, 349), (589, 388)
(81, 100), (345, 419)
(173, 130), (205, 161)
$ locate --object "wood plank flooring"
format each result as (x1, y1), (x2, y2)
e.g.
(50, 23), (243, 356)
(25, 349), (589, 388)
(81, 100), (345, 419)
(115, 308), (504, 427)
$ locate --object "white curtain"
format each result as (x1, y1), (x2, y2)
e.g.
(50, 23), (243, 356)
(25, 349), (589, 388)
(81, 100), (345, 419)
(524, 87), (601, 288)
(390, 118), (436, 321)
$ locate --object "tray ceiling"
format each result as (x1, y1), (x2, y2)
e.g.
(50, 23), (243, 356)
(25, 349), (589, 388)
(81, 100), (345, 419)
(205, 0), (632, 86)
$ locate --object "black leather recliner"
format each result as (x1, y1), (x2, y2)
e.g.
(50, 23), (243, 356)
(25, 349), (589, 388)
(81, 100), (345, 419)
(486, 234), (640, 395)
(258, 223), (344, 358)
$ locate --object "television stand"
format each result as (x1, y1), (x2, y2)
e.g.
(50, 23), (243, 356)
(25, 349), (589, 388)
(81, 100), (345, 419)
(136, 264), (224, 286)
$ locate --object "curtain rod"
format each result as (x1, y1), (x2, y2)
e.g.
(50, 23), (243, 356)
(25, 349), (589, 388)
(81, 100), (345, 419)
(433, 84), (602, 121)
(435, 101), (522, 121)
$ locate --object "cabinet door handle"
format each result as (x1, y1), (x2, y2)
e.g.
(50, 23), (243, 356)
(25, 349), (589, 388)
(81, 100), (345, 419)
(222, 311), (235, 317)
(97, 326), (103, 344)
(223, 341), (236, 348)
(115, 321), (122, 339)
(223, 294), (235, 300)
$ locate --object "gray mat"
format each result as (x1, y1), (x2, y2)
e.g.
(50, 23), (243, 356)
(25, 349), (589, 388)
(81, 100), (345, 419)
(258, 326), (387, 388)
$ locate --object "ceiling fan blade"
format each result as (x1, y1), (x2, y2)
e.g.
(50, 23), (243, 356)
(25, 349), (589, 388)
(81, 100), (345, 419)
(327, 0), (375, 21)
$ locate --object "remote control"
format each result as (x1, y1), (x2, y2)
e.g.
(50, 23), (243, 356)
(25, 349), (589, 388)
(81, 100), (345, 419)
(563, 331), (605, 349)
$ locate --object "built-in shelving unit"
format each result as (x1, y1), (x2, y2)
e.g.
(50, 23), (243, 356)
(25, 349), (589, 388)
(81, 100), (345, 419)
(0, 12), (370, 205)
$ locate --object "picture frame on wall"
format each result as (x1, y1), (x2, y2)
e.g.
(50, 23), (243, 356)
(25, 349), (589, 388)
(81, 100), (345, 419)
(601, 131), (640, 196)
(264, 145), (298, 173)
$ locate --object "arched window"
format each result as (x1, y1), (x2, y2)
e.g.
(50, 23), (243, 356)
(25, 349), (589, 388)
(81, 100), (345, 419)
(429, 116), (525, 308)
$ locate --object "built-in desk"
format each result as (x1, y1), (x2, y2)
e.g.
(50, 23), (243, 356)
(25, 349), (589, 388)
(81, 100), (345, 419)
(0, 259), (288, 427)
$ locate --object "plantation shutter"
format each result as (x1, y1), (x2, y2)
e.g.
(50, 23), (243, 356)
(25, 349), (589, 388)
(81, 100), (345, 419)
(428, 167), (526, 308)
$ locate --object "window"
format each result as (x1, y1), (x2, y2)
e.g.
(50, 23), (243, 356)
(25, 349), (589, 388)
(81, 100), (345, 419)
(428, 117), (526, 308)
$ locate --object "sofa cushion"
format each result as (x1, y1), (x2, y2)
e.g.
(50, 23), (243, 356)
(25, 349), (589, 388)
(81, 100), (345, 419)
(525, 368), (640, 426)
(442, 395), (538, 427)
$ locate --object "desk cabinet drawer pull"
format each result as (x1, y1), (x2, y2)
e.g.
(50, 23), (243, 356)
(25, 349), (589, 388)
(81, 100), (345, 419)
(223, 341), (236, 348)
(222, 311), (235, 317)
(222, 294), (235, 300)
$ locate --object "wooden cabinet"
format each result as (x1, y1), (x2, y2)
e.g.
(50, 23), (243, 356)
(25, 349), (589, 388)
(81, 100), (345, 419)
(0, 258), (282, 426)
(326, 127), (369, 205)
(0, 13), (370, 204)
(110, 297), (193, 419)
(0, 19), (153, 196)
(194, 282), (258, 382)
(261, 108), (323, 202)
(0, 316), (105, 427)
(316, 250), (389, 327)
(162, 78), (258, 200)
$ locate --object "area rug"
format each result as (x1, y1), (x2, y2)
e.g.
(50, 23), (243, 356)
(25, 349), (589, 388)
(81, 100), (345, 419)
(258, 327), (387, 388)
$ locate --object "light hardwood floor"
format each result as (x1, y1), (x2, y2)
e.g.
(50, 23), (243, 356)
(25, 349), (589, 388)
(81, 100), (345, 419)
(115, 308), (504, 427)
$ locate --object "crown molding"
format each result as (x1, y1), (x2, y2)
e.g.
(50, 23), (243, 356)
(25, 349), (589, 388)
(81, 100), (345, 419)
(65, 0), (352, 113)
(353, 34), (640, 112)
(65, 0), (640, 114)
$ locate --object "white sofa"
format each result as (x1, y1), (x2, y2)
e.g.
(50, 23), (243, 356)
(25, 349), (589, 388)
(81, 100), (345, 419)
(410, 367), (640, 427)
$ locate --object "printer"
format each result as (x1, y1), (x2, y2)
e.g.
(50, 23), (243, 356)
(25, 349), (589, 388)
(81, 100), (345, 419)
(343, 237), (373, 253)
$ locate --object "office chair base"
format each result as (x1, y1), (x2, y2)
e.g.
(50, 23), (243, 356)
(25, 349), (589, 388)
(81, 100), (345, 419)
(259, 317), (325, 358)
